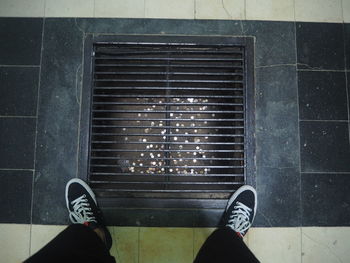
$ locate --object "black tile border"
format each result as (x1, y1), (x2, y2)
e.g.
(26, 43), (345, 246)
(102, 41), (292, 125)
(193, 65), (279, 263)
(299, 121), (350, 173)
(301, 172), (350, 226)
(0, 18), (43, 65)
(0, 17), (348, 227)
(0, 169), (33, 224)
(296, 22), (345, 70)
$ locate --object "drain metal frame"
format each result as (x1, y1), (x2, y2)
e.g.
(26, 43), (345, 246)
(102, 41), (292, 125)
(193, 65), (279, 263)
(78, 35), (255, 210)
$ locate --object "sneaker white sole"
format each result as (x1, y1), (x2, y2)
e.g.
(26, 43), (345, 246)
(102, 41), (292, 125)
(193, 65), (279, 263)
(65, 178), (97, 212)
(226, 185), (258, 223)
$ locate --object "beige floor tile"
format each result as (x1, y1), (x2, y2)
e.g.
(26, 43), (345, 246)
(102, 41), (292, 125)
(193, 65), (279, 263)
(195, 0), (245, 20)
(30, 225), (67, 255)
(139, 227), (193, 263)
(343, 0), (350, 22)
(0, 0), (45, 17)
(246, 0), (294, 21)
(295, 0), (343, 22)
(145, 0), (195, 19)
(109, 227), (139, 263)
(95, 0), (145, 18)
(45, 0), (94, 17)
(0, 224), (31, 263)
(248, 227), (301, 263)
(302, 227), (350, 263)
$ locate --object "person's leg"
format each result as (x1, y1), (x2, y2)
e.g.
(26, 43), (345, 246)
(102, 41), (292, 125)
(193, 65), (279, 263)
(25, 224), (115, 263)
(194, 185), (260, 263)
(25, 178), (115, 263)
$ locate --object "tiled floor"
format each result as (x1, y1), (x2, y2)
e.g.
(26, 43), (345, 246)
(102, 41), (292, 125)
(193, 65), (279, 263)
(0, 1), (349, 262)
(0, 18), (349, 227)
(2, 225), (350, 263)
(0, 0), (349, 22)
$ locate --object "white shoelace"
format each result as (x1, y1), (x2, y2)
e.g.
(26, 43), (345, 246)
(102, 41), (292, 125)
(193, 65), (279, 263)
(69, 194), (97, 224)
(226, 201), (252, 236)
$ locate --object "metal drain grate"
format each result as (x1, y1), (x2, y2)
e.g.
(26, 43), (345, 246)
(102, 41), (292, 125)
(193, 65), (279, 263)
(82, 36), (254, 208)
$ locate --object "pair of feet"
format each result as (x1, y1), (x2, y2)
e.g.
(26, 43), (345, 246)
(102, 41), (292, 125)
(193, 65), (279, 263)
(66, 179), (257, 249)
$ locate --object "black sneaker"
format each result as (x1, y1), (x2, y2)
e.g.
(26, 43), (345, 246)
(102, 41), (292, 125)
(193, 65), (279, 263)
(222, 185), (257, 237)
(65, 178), (112, 250)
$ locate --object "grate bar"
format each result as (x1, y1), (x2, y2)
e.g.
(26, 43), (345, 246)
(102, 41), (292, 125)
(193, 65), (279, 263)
(91, 149), (244, 153)
(91, 164), (244, 168)
(93, 87), (243, 91)
(95, 71), (243, 76)
(93, 102), (243, 106)
(90, 181), (242, 185)
(91, 157), (244, 161)
(92, 141), (243, 145)
(93, 94), (243, 99)
(94, 79), (243, 84)
(92, 118), (243, 122)
(91, 172), (244, 177)
(91, 133), (244, 137)
(89, 190), (237, 193)
(95, 49), (243, 55)
(95, 57), (243, 62)
(92, 125), (244, 129)
(92, 110), (243, 114)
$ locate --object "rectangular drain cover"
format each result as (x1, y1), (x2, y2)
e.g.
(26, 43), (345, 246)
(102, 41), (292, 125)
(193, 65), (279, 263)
(80, 35), (255, 209)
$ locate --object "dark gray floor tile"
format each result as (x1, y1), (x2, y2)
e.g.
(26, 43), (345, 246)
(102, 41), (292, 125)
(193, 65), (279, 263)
(296, 22), (344, 70)
(254, 167), (301, 227)
(0, 18), (43, 65)
(0, 67), (39, 116)
(0, 170), (33, 223)
(243, 21), (296, 67)
(103, 208), (194, 227)
(76, 18), (146, 34)
(0, 118), (36, 169)
(255, 66), (299, 168)
(300, 121), (350, 172)
(302, 173), (350, 226)
(298, 71), (348, 120)
(76, 18), (244, 35)
(32, 19), (83, 225)
(344, 24), (350, 70)
(348, 72), (350, 119)
(141, 19), (244, 35)
(193, 209), (223, 227)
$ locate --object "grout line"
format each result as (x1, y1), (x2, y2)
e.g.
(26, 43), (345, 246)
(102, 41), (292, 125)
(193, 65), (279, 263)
(297, 68), (347, 72)
(300, 226), (303, 263)
(256, 63), (296, 68)
(342, 23), (350, 145)
(299, 119), (349, 122)
(143, 0), (146, 18)
(194, 0), (196, 20)
(341, 0), (345, 23)
(192, 228), (195, 260)
(300, 171), (350, 174)
(0, 115), (36, 118)
(294, 18), (303, 263)
(0, 168), (34, 171)
(0, 65), (40, 68)
(293, 0), (296, 22)
(137, 227), (140, 263)
(29, 18), (46, 255)
(74, 30), (86, 179)
(93, 0), (96, 18)
(43, 0), (46, 18)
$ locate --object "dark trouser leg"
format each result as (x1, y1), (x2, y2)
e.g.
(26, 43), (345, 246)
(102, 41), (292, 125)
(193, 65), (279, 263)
(25, 224), (116, 263)
(194, 227), (259, 263)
